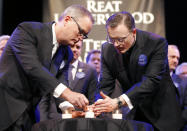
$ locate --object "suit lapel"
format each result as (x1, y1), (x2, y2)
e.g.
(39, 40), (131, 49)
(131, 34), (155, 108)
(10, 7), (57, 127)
(38, 22), (54, 70)
(50, 46), (65, 76)
(129, 43), (141, 83)
(110, 45), (131, 88)
(70, 62), (85, 90)
(129, 30), (145, 83)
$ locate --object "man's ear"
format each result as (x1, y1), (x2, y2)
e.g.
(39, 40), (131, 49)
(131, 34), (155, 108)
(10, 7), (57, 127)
(64, 15), (71, 22)
(132, 28), (136, 38)
(132, 28), (136, 34)
(63, 16), (72, 27)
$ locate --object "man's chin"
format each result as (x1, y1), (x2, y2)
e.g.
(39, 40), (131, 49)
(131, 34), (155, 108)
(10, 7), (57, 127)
(60, 40), (72, 46)
(115, 47), (126, 54)
(117, 49), (126, 54)
(70, 41), (75, 46)
(66, 40), (76, 46)
(73, 56), (78, 60)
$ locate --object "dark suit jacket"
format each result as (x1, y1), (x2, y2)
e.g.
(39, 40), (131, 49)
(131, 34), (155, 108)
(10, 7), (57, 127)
(39, 61), (98, 121)
(0, 22), (72, 130)
(172, 74), (187, 127)
(99, 29), (184, 131)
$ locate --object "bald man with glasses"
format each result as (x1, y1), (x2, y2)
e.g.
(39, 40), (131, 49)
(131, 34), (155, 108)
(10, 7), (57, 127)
(0, 4), (94, 131)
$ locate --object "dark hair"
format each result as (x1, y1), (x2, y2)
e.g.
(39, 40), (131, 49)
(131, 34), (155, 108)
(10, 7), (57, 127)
(86, 50), (101, 63)
(106, 11), (135, 31)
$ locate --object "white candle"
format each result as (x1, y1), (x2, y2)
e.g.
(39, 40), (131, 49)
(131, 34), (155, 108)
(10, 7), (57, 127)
(62, 114), (72, 119)
(85, 105), (95, 118)
(85, 111), (95, 118)
(112, 113), (122, 119)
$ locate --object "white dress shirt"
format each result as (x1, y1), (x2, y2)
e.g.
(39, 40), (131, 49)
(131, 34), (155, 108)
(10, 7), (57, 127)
(121, 94), (133, 110)
(51, 23), (68, 98)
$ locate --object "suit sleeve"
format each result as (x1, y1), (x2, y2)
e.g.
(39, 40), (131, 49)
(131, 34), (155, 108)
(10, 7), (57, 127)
(39, 94), (61, 121)
(86, 67), (98, 104)
(182, 83), (187, 123)
(10, 23), (60, 96)
(99, 44), (116, 96)
(38, 94), (51, 121)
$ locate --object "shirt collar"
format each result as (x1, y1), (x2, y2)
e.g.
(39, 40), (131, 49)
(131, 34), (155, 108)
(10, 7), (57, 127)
(52, 23), (59, 47)
(170, 71), (173, 77)
(71, 60), (79, 69)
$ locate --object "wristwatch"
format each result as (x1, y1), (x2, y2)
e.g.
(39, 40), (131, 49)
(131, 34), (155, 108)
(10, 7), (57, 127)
(117, 97), (123, 108)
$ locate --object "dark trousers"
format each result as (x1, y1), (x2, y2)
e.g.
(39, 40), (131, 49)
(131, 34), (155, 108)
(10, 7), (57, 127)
(4, 108), (34, 131)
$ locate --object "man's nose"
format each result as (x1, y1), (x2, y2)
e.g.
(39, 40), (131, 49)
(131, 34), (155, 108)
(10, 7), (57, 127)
(71, 47), (77, 52)
(174, 58), (179, 63)
(94, 60), (99, 64)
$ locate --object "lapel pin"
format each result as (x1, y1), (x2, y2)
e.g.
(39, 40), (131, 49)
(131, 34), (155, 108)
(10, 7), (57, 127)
(138, 54), (147, 66)
(76, 68), (85, 79)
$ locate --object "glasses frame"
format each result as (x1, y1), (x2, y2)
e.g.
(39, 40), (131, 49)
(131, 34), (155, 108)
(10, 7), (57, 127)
(71, 17), (88, 39)
(107, 32), (131, 45)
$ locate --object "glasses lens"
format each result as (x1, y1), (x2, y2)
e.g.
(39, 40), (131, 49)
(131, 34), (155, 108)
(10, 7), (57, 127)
(107, 33), (130, 44)
(71, 17), (88, 39)
(82, 34), (88, 39)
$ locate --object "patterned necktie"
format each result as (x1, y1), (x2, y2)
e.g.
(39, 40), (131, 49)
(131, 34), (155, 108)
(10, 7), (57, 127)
(57, 62), (69, 87)
(50, 45), (64, 76)
(54, 46), (73, 87)
(68, 64), (74, 88)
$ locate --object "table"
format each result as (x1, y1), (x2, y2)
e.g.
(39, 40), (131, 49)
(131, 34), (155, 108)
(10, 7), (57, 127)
(32, 118), (153, 131)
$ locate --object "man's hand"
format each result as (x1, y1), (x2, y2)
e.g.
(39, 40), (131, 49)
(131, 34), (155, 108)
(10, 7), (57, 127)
(60, 88), (89, 109)
(93, 91), (118, 115)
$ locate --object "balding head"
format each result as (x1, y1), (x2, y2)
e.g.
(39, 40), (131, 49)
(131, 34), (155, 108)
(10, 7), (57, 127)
(59, 4), (94, 24)
(176, 62), (187, 77)
(55, 5), (94, 46)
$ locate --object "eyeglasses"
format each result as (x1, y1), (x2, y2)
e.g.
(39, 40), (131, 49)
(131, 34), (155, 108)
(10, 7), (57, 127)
(107, 32), (131, 45)
(71, 17), (88, 39)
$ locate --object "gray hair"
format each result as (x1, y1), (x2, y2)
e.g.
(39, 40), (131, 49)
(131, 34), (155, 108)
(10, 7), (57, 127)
(59, 4), (94, 24)
(0, 35), (10, 43)
(168, 44), (179, 51)
(175, 62), (187, 75)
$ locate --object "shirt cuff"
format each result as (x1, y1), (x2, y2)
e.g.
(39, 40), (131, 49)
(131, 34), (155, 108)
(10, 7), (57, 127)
(121, 94), (133, 110)
(53, 83), (67, 98)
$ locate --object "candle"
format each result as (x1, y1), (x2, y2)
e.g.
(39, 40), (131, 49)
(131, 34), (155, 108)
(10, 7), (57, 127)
(112, 113), (122, 119)
(85, 111), (95, 118)
(85, 105), (95, 118)
(62, 113), (72, 119)
(112, 109), (122, 119)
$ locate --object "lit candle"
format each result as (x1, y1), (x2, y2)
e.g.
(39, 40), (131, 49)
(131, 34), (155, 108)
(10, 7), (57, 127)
(59, 101), (74, 119)
(112, 113), (122, 119)
(85, 105), (95, 118)
(112, 109), (122, 119)
(62, 113), (73, 119)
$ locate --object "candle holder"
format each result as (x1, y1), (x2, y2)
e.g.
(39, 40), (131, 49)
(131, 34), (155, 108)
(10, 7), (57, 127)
(85, 105), (95, 118)
(112, 108), (122, 119)
(62, 107), (74, 119)
(59, 101), (74, 119)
